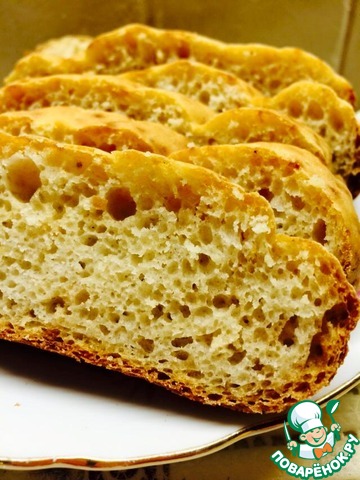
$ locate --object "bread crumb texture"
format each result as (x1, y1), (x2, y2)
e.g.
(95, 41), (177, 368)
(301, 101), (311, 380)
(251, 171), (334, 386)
(0, 133), (358, 414)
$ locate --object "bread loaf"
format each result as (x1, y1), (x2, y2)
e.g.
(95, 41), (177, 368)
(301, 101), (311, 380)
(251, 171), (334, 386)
(4, 23), (355, 105)
(0, 106), (189, 155)
(170, 143), (360, 286)
(0, 132), (358, 414)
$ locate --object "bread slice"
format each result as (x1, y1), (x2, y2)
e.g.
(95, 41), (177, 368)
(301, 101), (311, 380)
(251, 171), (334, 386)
(257, 81), (360, 182)
(122, 62), (358, 181)
(0, 75), (213, 135)
(191, 107), (332, 168)
(0, 106), (189, 155)
(170, 143), (360, 286)
(4, 35), (92, 83)
(122, 59), (263, 112)
(0, 132), (358, 414)
(0, 76), (332, 166)
(4, 23), (355, 105)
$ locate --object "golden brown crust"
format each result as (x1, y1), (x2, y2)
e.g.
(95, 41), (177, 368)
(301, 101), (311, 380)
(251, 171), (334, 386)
(0, 106), (189, 155)
(5, 23), (355, 106)
(191, 107), (332, 168)
(0, 75), (213, 134)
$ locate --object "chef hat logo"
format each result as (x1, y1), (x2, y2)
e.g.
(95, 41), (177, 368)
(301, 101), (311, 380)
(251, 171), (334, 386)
(288, 400), (324, 434)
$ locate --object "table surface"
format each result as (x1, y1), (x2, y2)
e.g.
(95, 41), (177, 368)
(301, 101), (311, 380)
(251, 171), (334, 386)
(0, 384), (359, 480)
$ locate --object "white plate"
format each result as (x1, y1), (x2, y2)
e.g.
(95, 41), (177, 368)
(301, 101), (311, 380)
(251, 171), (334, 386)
(0, 198), (359, 471)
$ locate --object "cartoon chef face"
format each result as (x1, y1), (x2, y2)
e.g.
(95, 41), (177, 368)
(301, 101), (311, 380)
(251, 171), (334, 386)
(288, 400), (327, 446)
(300, 426), (328, 446)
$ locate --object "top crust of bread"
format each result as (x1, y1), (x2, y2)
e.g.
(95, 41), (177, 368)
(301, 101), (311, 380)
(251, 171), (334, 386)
(0, 132), (358, 414)
(0, 74), (213, 135)
(4, 24), (355, 105)
(0, 106), (189, 155)
(192, 107), (332, 168)
(0, 76), (332, 167)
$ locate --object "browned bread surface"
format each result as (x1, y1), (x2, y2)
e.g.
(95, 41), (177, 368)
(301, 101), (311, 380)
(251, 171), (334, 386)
(0, 106), (189, 155)
(0, 75), (213, 135)
(191, 107), (332, 168)
(4, 24), (355, 106)
(0, 77), (332, 168)
(0, 132), (358, 414)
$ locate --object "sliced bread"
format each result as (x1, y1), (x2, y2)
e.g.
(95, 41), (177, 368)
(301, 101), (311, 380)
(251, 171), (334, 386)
(0, 132), (358, 414)
(0, 77), (332, 166)
(122, 63), (358, 182)
(170, 142), (360, 286)
(0, 106), (189, 155)
(0, 75), (213, 135)
(191, 107), (332, 168)
(4, 23), (355, 105)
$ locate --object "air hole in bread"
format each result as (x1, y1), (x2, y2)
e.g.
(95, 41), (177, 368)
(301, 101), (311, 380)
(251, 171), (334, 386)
(258, 188), (274, 202)
(106, 187), (136, 221)
(171, 336), (193, 348)
(228, 350), (246, 365)
(109, 313), (120, 324)
(198, 253), (211, 268)
(265, 389), (281, 399)
(307, 100), (324, 120)
(138, 337), (155, 353)
(307, 333), (323, 364)
(312, 218), (327, 244)
(6, 158), (41, 202)
(278, 315), (298, 347)
(252, 359), (264, 371)
(187, 370), (204, 379)
(2, 219), (13, 228)
(196, 329), (221, 346)
(290, 195), (305, 211)
(324, 302), (350, 327)
(294, 382), (310, 393)
(99, 324), (110, 336)
(329, 109), (345, 132)
(213, 294), (230, 308)
(151, 303), (164, 319)
(208, 393), (223, 401)
(172, 350), (189, 360)
(45, 296), (66, 313)
(199, 90), (210, 105)
(179, 304), (191, 318)
(164, 194), (181, 213)
(288, 99), (303, 118)
(74, 289), (90, 304)
(81, 234), (98, 246)
(198, 224), (213, 244)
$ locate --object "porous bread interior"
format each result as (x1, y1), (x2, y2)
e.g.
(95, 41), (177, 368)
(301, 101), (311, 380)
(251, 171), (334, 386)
(170, 143), (360, 286)
(0, 75), (213, 135)
(123, 63), (358, 179)
(0, 136), (358, 413)
(260, 81), (359, 179)
(122, 60), (263, 113)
